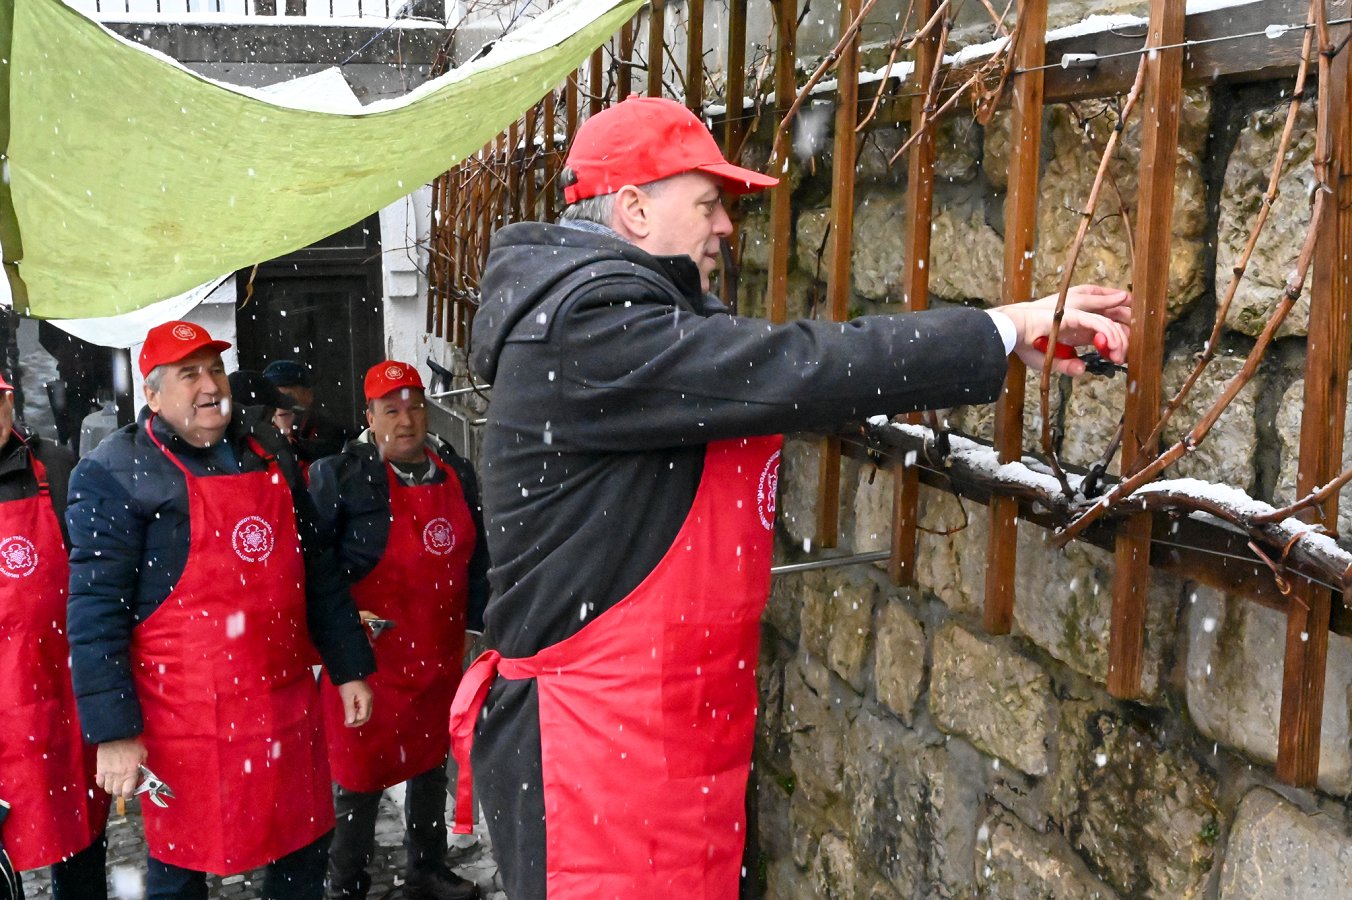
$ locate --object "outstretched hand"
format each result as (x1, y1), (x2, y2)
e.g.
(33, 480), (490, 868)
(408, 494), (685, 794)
(1003, 285), (1132, 376)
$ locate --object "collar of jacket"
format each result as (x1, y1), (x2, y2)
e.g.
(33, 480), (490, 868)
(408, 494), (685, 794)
(0, 426), (34, 478)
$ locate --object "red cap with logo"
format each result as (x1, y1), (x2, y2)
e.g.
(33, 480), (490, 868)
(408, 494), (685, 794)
(563, 95), (778, 204)
(364, 360), (424, 401)
(138, 321), (232, 378)
(0, 372), (12, 392)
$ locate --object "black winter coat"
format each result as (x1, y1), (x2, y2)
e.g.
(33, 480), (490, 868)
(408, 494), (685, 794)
(66, 406), (375, 745)
(467, 221), (1010, 900)
(308, 432), (491, 632)
(0, 428), (75, 538)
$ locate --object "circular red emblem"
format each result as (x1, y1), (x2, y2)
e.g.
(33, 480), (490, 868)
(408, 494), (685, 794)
(172, 324), (198, 341)
(423, 517), (456, 556)
(757, 450), (781, 530)
(231, 516), (275, 563)
(0, 536), (38, 578)
(384, 364), (405, 380)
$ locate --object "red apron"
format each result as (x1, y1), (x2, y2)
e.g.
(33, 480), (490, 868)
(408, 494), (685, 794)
(132, 419), (334, 873)
(451, 436), (782, 898)
(0, 452), (107, 870)
(322, 452), (475, 793)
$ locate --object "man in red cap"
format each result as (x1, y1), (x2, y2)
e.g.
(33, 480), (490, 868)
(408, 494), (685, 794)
(309, 361), (488, 900)
(0, 369), (108, 898)
(451, 95), (1132, 898)
(65, 320), (375, 900)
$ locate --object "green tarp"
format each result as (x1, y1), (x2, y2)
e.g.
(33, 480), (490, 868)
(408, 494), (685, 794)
(0, 0), (643, 318)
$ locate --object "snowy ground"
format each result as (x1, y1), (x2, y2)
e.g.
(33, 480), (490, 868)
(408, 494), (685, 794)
(20, 790), (505, 899)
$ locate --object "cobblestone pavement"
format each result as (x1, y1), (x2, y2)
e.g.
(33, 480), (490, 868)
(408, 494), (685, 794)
(20, 792), (504, 900)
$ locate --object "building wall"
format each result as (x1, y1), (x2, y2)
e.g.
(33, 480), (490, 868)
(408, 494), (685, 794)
(734, 69), (1352, 900)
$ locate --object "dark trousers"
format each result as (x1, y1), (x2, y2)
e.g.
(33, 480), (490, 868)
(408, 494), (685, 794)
(328, 760), (450, 895)
(146, 831), (331, 900)
(14, 834), (108, 900)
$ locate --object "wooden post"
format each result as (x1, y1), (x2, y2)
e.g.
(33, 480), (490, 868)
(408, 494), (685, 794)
(889, 0), (938, 586)
(648, 0), (666, 97)
(983, 0), (1048, 630)
(816, 0), (862, 550)
(719, 0), (748, 311)
(1277, 0), (1352, 787)
(1108, 0), (1185, 699)
(618, 21), (635, 99)
(543, 89), (558, 222)
(590, 49), (605, 115)
(686, 0), (705, 111)
(765, 0), (796, 325)
(523, 106), (539, 220)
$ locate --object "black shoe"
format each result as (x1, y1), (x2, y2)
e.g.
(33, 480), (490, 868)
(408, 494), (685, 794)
(404, 867), (480, 900)
(325, 873), (370, 900)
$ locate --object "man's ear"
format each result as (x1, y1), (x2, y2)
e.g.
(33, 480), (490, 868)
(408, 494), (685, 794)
(611, 184), (649, 240)
(144, 384), (161, 414)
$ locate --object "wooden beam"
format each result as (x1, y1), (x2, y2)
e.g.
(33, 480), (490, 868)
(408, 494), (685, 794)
(984, 0), (1048, 633)
(648, 0), (666, 97)
(543, 89), (558, 222)
(890, 0), (939, 586)
(686, 0), (705, 111)
(817, 0), (863, 550)
(589, 48), (605, 115)
(765, 0), (796, 325)
(856, 0), (1309, 129)
(1277, 0), (1352, 788)
(1109, 0), (1185, 700)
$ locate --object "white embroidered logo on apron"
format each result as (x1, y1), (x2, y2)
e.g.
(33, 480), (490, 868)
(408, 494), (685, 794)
(422, 517), (456, 556)
(0, 535), (38, 578)
(231, 516), (275, 563)
(757, 450), (781, 531)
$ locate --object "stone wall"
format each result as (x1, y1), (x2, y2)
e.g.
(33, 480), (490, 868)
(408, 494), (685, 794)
(741, 65), (1352, 899)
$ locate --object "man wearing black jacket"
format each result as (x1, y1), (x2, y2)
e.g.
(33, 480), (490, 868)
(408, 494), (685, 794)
(310, 361), (488, 900)
(66, 322), (375, 900)
(449, 96), (1131, 899)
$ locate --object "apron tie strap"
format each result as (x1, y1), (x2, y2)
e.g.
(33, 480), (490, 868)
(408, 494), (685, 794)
(449, 649), (503, 835)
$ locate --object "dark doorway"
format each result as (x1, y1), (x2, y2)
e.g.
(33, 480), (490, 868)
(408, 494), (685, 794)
(234, 216), (384, 433)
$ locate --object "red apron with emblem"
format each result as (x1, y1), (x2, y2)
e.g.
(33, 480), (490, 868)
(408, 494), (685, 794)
(451, 436), (782, 898)
(0, 452), (107, 870)
(322, 452), (475, 793)
(132, 419), (334, 873)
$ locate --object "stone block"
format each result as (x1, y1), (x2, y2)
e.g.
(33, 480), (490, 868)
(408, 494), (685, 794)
(1051, 703), (1219, 898)
(930, 623), (1055, 775)
(975, 806), (1119, 899)
(808, 832), (860, 900)
(915, 486), (990, 617)
(1032, 95), (1210, 321)
(795, 206), (832, 281)
(1216, 101), (1315, 338)
(1161, 354), (1259, 491)
(1060, 370), (1126, 474)
(1185, 587), (1352, 795)
(764, 568), (806, 646)
(1013, 522), (1176, 698)
(784, 656), (857, 819)
(852, 462), (893, 553)
(800, 574), (877, 693)
(778, 436), (820, 548)
(1219, 787), (1352, 899)
(874, 598), (926, 724)
(946, 366), (1064, 451)
(929, 203), (1004, 304)
(842, 708), (928, 893)
(851, 187), (912, 301)
(738, 209), (772, 272)
(1273, 375), (1352, 535)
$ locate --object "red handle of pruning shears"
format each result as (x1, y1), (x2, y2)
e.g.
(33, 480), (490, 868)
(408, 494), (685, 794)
(1033, 333), (1110, 358)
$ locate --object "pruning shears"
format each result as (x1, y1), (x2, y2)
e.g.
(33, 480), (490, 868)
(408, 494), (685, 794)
(135, 764), (175, 808)
(1032, 333), (1124, 377)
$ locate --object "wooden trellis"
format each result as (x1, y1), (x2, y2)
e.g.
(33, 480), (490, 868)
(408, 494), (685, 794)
(426, 0), (1352, 789)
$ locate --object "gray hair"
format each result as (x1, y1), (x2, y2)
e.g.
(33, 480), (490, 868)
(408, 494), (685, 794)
(144, 364), (168, 392)
(558, 175), (678, 228)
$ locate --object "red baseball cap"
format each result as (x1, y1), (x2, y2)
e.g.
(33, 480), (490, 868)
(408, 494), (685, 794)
(0, 372), (12, 392)
(364, 360), (424, 401)
(139, 321), (232, 378)
(563, 95), (778, 203)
